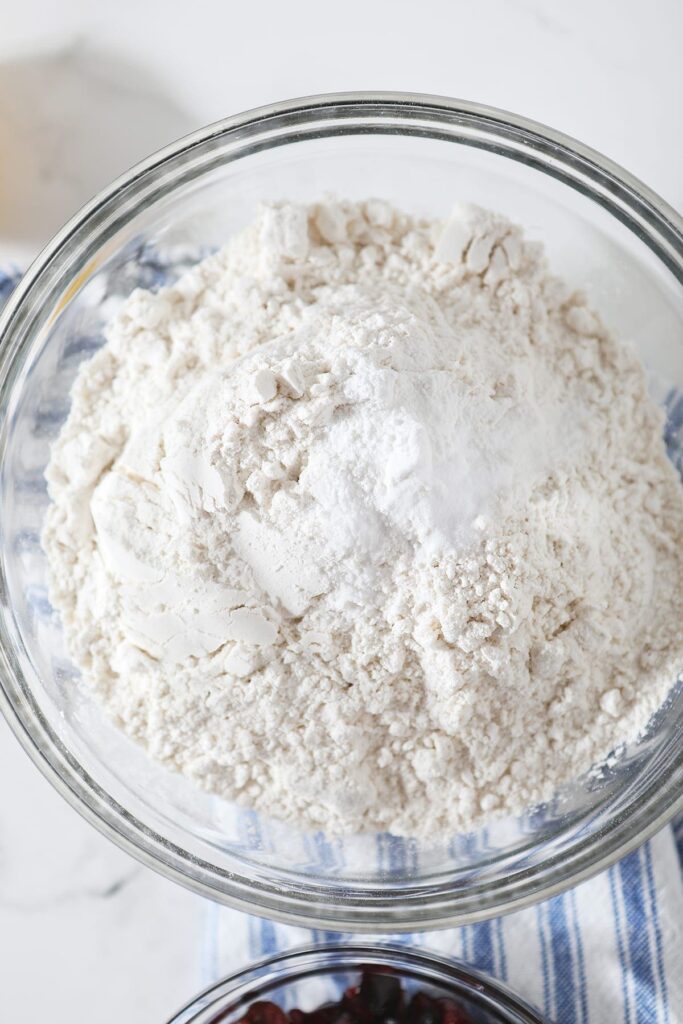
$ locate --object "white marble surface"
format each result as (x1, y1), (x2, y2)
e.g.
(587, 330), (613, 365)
(0, 1), (681, 1020)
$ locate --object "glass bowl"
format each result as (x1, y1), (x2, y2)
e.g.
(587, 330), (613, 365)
(165, 944), (547, 1024)
(1, 93), (682, 930)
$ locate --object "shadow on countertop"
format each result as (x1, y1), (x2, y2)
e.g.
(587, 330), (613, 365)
(0, 41), (197, 256)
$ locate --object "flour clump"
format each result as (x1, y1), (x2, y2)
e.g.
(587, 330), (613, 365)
(43, 199), (683, 836)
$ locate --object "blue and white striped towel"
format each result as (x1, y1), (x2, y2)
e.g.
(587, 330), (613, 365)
(205, 827), (683, 1024)
(2, 262), (683, 1024)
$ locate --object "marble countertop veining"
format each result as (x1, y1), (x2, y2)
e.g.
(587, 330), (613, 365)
(0, 1), (681, 1021)
(0, 719), (205, 1022)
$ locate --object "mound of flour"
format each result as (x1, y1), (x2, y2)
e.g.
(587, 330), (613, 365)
(43, 199), (683, 836)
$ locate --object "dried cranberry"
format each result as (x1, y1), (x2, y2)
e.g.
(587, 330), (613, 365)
(246, 1002), (289, 1024)
(341, 995), (367, 1022)
(359, 972), (402, 1018)
(219, 974), (476, 1024)
(405, 993), (441, 1024)
(309, 1008), (349, 1024)
(329, 1012), (356, 1024)
(438, 997), (473, 1024)
(341, 988), (370, 1022)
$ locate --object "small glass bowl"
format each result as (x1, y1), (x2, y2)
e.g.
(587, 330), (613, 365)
(165, 944), (547, 1024)
(0, 93), (682, 930)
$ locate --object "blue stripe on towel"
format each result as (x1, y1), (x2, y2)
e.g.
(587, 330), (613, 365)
(674, 818), (683, 871)
(644, 842), (670, 1024)
(259, 916), (278, 956)
(494, 916), (508, 981)
(468, 920), (496, 976)
(609, 864), (633, 1024)
(0, 268), (21, 305)
(618, 851), (657, 1024)
(569, 887), (589, 1024)
(549, 892), (578, 1024)
(536, 903), (552, 1019)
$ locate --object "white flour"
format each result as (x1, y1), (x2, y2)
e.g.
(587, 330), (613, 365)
(43, 199), (683, 836)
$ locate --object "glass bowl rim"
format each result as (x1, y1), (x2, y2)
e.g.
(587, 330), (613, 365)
(165, 942), (548, 1024)
(0, 91), (682, 931)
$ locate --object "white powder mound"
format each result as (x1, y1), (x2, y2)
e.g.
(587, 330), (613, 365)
(43, 198), (683, 837)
